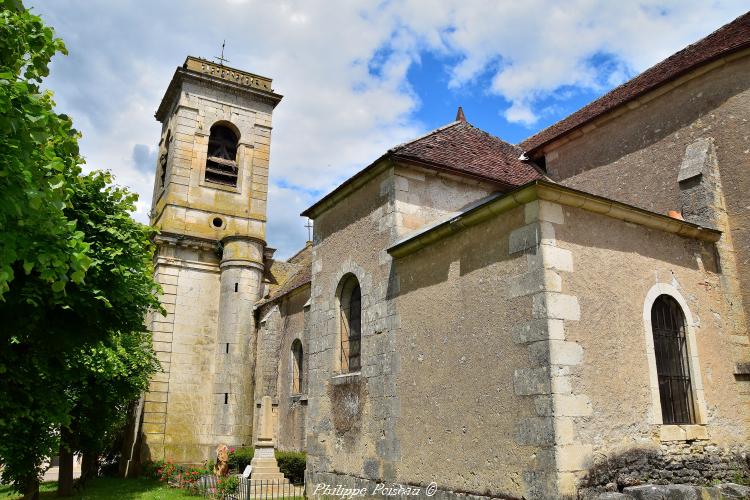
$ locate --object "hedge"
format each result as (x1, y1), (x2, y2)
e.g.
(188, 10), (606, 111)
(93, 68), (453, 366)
(227, 448), (306, 485)
(227, 447), (254, 471)
(276, 451), (306, 485)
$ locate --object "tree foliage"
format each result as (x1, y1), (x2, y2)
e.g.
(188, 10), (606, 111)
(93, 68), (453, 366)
(0, 2), (163, 496)
(0, 0), (90, 298)
(66, 329), (159, 467)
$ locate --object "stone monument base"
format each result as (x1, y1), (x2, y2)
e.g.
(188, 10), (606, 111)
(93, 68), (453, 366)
(249, 444), (288, 483)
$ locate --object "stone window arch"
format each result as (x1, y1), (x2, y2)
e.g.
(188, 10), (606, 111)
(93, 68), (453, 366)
(205, 122), (240, 186)
(337, 274), (361, 373)
(291, 338), (303, 394)
(642, 283), (707, 426)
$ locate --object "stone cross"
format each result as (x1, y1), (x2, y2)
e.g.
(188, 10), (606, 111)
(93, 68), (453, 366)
(215, 40), (230, 66)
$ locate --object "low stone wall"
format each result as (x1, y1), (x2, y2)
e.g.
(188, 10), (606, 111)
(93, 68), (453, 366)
(580, 443), (749, 495)
(593, 483), (750, 499)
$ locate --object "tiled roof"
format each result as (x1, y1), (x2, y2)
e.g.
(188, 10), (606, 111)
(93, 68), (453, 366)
(268, 264), (311, 302)
(302, 119), (545, 218)
(390, 121), (544, 188)
(256, 244), (312, 307)
(521, 12), (750, 154)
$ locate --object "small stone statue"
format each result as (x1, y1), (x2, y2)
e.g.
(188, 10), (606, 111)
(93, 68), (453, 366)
(213, 444), (229, 477)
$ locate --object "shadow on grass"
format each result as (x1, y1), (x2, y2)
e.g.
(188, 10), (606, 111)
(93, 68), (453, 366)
(0, 477), (197, 499)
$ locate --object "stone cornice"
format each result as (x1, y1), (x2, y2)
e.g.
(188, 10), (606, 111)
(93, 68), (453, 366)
(155, 57), (283, 122)
(388, 180), (722, 258)
(154, 232), (219, 252)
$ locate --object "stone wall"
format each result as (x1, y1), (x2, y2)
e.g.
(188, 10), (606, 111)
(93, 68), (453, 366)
(393, 204), (545, 498)
(141, 244), (221, 463)
(253, 285), (310, 452)
(580, 441), (749, 494)
(305, 165), (400, 484)
(553, 205), (750, 492)
(305, 161), (502, 489)
(392, 164), (495, 236)
(542, 51), (750, 339)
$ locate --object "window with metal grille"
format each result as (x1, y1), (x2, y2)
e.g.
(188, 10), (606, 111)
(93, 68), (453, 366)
(291, 339), (303, 394)
(651, 295), (695, 424)
(205, 124), (239, 186)
(338, 276), (361, 373)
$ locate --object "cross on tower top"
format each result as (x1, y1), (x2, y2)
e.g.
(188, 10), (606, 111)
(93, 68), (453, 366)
(305, 219), (313, 242)
(215, 40), (230, 66)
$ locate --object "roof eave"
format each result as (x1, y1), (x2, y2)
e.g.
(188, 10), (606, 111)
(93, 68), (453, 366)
(521, 33), (750, 156)
(301, 154), (393, 219)
(388, 180), (721, 258)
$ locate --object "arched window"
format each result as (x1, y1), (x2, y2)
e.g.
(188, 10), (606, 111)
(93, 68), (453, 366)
(651, 295), (695, 424)
(338, 275), (361, 373)
(159, 130), (171, 188)
(291, 339), (303, 394)
(205, 123), (239, 186)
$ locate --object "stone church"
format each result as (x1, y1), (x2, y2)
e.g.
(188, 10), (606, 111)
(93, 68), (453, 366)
(135, 12), (750, 499)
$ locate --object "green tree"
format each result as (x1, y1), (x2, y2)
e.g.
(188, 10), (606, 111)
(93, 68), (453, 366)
(0, 170), (163, 498)
(0, 3), (163, 498)
(60, 329), (159, 495)
(0, 0), (90, 298)
(56, 171), (162, 496)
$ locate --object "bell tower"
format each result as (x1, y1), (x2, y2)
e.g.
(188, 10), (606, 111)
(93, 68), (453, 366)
(142, 56), (282, 463)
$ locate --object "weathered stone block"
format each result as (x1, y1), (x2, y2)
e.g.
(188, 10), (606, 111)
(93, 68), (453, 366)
(555, 394), (593, 416)
(510, 223), (540, 254)
(557, 444), (593, 471)
(528, 245), (574, 272)
(513, 319), (566, 344)
(525, 200), (565, 224)
(549, 340), (584, 366)
(682, 424), (708, 441)
(514, 367), (551, 395)
(517, 417), (554, 445)
(509, 268), (561, 297)
(623, 484), (703, 500)
(533, 292), (581, 321)
(659, 425), (687, 441)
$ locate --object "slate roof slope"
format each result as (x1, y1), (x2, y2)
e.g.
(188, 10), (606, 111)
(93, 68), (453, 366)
(521, 11), (750, 154)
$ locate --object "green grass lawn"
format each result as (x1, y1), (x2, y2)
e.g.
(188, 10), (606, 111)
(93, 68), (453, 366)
(0, 477), (197, 499)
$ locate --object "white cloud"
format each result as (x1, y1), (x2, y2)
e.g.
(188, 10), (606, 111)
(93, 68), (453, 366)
(28, 0), (747, 257)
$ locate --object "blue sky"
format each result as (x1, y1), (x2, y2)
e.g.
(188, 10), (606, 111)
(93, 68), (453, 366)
(26, 1), (748, 258)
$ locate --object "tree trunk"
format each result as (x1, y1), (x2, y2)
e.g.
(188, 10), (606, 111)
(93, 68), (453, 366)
(57, 428), (74, 497)
(22, 479), (39, 500)
(80, 451), (98, 484)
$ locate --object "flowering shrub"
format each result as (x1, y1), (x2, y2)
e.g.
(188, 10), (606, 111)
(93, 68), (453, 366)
(216, 475), (239, 497)
(142, 459), (211, 488)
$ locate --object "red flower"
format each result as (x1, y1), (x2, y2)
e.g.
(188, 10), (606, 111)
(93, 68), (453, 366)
(230, 447), (235, 453)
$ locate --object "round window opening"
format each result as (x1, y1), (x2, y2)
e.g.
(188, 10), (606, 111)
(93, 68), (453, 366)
(212, 217), (224, 228)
